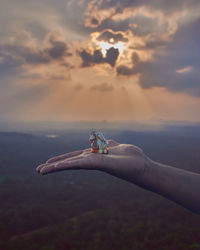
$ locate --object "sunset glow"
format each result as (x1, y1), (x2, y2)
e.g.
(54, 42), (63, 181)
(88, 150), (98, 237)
(99, 41), (126, 56)
(0, 0), (199, 124)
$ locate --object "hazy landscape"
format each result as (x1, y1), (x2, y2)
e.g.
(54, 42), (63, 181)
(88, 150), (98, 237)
(1, 125), (200, 250)
(1, 0), (200, 249)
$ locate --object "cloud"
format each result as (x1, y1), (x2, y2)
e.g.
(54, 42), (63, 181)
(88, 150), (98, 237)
(95, 14), (160, 36)
(83, 0), (200, 50)
(106, 47), (120, 66)
(79, 46), (119, 67)
(0, 29), (73, 79)
(0, 0), (200, 123)
(0, 52), (23, 74)
(0, 31), (49, 66)
(176, 66), (192, 74)
(87, 0), (200, 16)
(96, 18), (130, 32)
(3, 45), (50, 65)
(117, 43), (200, 96)
(43, 29), (73, 59)
(117, 52), (139, 75)
(90, 82), (114, 92)
(45, 40), (71, 59)
(90, 17), (99, 27)
(96, 30), (128, 43)
(79, 2), (200, 97)
(84, 1), (119, 28)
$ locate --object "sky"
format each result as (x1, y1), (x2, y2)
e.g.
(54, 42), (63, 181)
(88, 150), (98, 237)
(0, 0), (200, 124)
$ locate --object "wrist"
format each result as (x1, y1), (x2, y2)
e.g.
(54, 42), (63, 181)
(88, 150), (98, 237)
(131, 155), (153, 188)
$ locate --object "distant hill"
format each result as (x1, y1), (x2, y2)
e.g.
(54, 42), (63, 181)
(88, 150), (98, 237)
(1, 129), (200, 250)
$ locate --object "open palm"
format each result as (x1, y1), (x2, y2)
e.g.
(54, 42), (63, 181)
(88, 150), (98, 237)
(36, 139), (200, 215)
(36, 140), (150, 181)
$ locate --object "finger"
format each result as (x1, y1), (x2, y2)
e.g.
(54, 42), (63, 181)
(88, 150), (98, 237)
(36, 163), (46, 173)
(107, 139), (120, 147)
(40, 158), (89, 175)
(46, 149), (85, 163)
(37, 152), (89, 173)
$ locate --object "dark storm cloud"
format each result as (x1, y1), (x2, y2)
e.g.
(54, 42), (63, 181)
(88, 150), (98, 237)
(106, 47), (120, 66)
(84, 0), (200, 97)
(117, 19), (200, 96)
(83, 0), (200, 38)
(117, 52), (139, 76)
(91, 9), (164, 36)
(97, 0), (145, 9)
(97, 30), (128, 43)
(91, 18), (99, 26)
(1, 43), (50, 65)
(97, 18), (130, 32)
(97, 16), (159, 35)
(95, 0), (200, 14)
(0, 52), (23, 72)
(79, 49), (103, 67)
(45, 40), (72, 59)
(117, 54), (200, 96)
(79, 47), (119, 67)
(0, 31), (72, 78)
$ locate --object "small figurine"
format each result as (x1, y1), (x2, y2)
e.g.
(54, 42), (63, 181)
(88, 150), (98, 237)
(89, 131), (109, 154)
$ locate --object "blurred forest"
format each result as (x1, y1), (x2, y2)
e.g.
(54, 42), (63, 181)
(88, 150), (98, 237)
(0, 128), (200, 250)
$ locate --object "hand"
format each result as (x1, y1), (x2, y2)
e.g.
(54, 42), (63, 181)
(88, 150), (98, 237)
(36, 139), (200, 215)
(36, 140), (151, 183)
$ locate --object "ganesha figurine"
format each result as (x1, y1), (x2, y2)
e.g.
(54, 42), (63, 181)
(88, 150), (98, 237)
(89, 131), (109, 154)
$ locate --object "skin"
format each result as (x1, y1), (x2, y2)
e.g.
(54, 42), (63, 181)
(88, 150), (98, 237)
(36, 140), (200, 215)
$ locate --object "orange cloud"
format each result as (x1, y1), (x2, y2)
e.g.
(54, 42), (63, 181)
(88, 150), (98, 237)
(176, 66), (193, 74)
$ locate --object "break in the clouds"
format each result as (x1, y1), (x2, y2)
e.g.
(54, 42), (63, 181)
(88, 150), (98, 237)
(79, 47), (119, 67)
(0, 0), (200, 122)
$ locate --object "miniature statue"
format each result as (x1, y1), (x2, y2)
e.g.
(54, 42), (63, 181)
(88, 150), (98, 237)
(89, 131), (109, 154)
